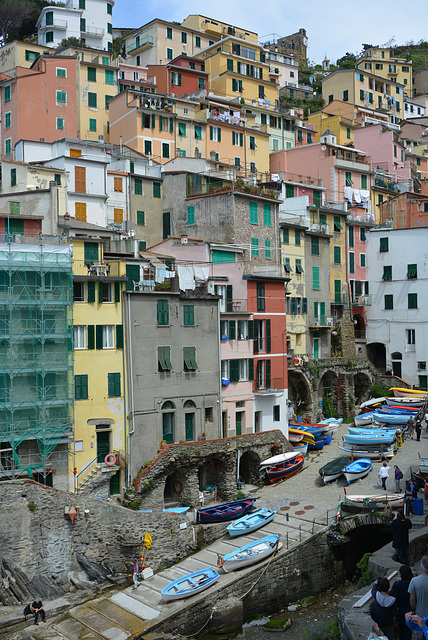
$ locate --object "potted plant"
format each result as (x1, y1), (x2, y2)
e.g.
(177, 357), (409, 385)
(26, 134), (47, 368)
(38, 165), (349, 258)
(160, 440), (167, 449)
(198, 432), (206, 441)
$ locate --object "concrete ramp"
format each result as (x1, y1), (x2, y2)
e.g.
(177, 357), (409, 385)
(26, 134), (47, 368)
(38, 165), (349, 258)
(110, 592), (161, 620)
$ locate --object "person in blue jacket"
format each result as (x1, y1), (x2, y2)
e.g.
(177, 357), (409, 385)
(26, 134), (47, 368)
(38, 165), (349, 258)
(405, 612), (428, 639)
(371, 577), (397, 640)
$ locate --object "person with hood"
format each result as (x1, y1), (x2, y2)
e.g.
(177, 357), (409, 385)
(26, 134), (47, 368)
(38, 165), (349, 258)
(390, 566), (413, 640)
(371, 577), (397, 640)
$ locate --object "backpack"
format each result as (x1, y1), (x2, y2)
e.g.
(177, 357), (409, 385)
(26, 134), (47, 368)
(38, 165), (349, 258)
(399, 469), (404, 479)
(23, 604), (32, 618)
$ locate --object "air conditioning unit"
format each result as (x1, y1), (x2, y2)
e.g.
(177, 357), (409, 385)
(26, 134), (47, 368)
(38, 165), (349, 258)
(326, 317), (333, 327)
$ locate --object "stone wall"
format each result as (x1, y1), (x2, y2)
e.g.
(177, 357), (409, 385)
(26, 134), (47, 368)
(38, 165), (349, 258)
(340, 313), (357, 360)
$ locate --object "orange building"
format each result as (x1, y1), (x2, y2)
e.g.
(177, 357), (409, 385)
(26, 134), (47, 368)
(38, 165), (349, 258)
(0, 54), (77, 156)
(147, 55), (208, 98)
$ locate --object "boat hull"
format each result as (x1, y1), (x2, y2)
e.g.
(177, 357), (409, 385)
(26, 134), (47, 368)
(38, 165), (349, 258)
(319, 456), (350, 484)
(292, 442), (308, 455)
(161, 567), (220, 601)
(266, 455), (304, 483)
(338, 445), (394, 460)
(196, 499), (255, 524)
(260, 451), (299, 470)
(226, 508), (276, 538)
(391, 387), (427, 398)
(343, 433), (395, 446)
(220, 535), (280, 572)
(354, 413), (374, 426)
(342, 458), (373, 484)
(343, 493), (405, 510)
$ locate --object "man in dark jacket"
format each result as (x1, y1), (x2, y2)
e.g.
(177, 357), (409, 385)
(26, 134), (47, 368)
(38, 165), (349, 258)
(31, 598), (45, 625)
(371, 577), (397, 640)
(391, 510), (413, 565)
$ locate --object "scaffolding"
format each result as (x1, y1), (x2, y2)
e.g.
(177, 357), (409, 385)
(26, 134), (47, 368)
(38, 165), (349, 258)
(0, 235), (74, 480)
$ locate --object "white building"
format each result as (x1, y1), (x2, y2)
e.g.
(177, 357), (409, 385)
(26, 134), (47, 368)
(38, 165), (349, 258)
(403, 96), (426, 120)
(37, 0), (114, 52)
(264, 49), (299, 90)
(366, 226), (428, 390)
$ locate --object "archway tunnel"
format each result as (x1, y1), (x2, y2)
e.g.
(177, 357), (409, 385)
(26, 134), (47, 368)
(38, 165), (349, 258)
(331, 523), (393, 581)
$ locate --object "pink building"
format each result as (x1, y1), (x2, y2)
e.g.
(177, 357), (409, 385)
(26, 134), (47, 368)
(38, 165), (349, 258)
(1, 54), (77, 156)
(354, 123), (411, 177)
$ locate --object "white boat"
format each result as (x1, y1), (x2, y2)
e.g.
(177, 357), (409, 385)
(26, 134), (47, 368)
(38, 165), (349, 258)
(218, 535), (280, 573)
(343, 490), (405, 510)
(343, 432), (396, 446)
(360, 397), (387, 410)
(354, 412), (374, 426)
(338, 444), (394, 460)
(259, 451), (299, 470)
(385, 396), (425, 407)
(391, 388), (427, 398)
(342, 458), (373, 483)
(292, 442), (308, 455)
(161, 567), (219, 601)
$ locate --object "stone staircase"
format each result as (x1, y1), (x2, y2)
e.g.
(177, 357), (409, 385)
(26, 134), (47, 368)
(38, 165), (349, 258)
(77, 463), (119, 496)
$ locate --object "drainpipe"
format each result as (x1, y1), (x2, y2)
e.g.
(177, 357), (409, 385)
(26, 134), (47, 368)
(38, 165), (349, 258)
(217, 298), (222, 438)
(121, 287), (128, 488)
(127, 293), (135, 485)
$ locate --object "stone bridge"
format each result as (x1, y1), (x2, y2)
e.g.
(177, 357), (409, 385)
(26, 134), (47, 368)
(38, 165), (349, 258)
(287, 356), (375, 422)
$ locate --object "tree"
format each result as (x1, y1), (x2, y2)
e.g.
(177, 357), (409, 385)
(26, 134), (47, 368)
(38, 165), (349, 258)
(0, 0), (34, 44)
(336, 52), (357, 69)
(59, 36), (84, 48)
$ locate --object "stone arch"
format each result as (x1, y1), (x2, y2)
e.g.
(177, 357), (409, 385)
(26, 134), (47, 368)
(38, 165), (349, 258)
(164, 471), (187, 503)
(288, 370), (313, 417)
(354, 371), (372, 405)
(238, 449), (261, 485)
(367, 342), (386, 371)
(318, 370), (339, 415)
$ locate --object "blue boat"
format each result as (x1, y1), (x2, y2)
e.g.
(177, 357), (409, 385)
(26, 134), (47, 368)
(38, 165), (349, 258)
(373, 410), (413, 425)
(219, 535), (280, 572)
(196, 498), (255, 524)
(161, 567), (220, 601)
(343, 432), (396, 446)
(292, 442), (308, 455)
(342, 458), (373, 484)
(348, 427), (397, 435)
(308, 436), (326, 450)
(226, 507), (276, 538)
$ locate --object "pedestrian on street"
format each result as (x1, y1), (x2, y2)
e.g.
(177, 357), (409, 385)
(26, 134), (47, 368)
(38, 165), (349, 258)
(379, 462), (390, 490)
(409, 556), (428, 638)
(395, 465), (402, 492)
(391, 510), (412, 565)
(132, 558), (140, 590)
(425, 412), (428, 432)
(416, 419), (422, 442)
(407, 416), (415, 439)
(390, 565), (414, 640)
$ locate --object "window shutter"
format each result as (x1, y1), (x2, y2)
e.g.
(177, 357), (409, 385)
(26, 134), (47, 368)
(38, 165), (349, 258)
(116, 324), (123, 349)
(232, 131), (236, 145)
(253, 319), (259, 354)
(96, 325), (103, 349)
(87, 325), (95, 349)
(87, 281), (95, 302)
(248, 358), (254, 380)
(226, 284), (233, 311)
(232, 78), (237, 91)
(302, 298), (307, 313)
(229, 359), (239, 382)
(99, 281), (103, 302)
(229, 320), (236, 340)
(266, 319), (271, 353)
(291, 297), (297, 314)
(217, 128), (221, 142)
(151, 114), (155, 129)
(210, 125), (213, 140)
(114, 281), (121, 303)
(248, 320), (253, 339)
(169, 117), (174, 133)
(240, 132), (243, 147)
(159, 116), (163, 131)
(266, 359), (271, 388)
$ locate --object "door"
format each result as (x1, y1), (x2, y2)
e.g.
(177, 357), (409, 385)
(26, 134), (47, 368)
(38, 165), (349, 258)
(8, 218), (24, 241)
(163, 211), (171, 239)
(254, 411), (261, 433)
(163, 412), (174, 443)
(222, 411), (227, 438)
(97, 431), (110, 463)
(392, 361), (402, 378)
(236, 411), (243, 435)
(110, 470), (120, 495)
(314, 338), (320, 360)
(185, 413), (194, 441)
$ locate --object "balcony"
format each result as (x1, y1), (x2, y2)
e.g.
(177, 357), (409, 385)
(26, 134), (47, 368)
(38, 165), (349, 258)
(374, 175), (400, 193)
(42, 18), (67, 30)
(255, 377), (284, 393)
(352, 295), (372, 306)
(309, 318), (333, 330)
(354, 329), (366, 340)
(126, 35), (154, 55)
(220, 298), (248, 314)
(82, 26), (105, 38)
(332, 293), (349, 306)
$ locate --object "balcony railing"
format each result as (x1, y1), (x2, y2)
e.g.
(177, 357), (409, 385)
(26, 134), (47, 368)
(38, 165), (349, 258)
(332, 293), (349, 305)
(354, 329), (366, 340)
(126, 35), (154, 54)
(255, 377), (283, 391)
(352, 295), (372, 306)
(374, 176), (400, 193)
(82, 26), (104, 37)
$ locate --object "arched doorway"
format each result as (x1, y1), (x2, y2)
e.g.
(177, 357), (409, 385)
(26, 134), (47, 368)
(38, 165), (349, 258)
(288, 371), (312, 418)
(391, 352), (402, 378)
(239, 450), (261, 484)
(183, 400), (196, 441)
(367, 343), (386, 372)
(161, 401), (175, 443)
(353, 314), (366, 340)
(354, 372), (372, 406)
(319, 370), (339, 417)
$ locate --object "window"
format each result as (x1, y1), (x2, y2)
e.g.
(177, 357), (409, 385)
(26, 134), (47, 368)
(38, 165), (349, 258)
(382, 265), (392, 281)
(183, 346), (197, 371)
(408, 293), (418, 309)
(153, 182), (161, 198)
(285, 184), (294, 199)
(183, 305), (194, 326)
(144, 140), (152, 155)
(334, 216), (342, 232)
(9, 201), (19, 215)
(418, 361), (427, 371)
(74, 282), (86, 302)
(348, 225), (354, 248)
(349, 252), (355, 274)
(171, 71), (182, 86)
(187, 205), (195, 225)
(10, 168), (16, 186)
(263, 204), (272, 226)
(346, 127), (351, 140)
(75, 166), (86, 193)
(232, 78), (243, 93)
(284, 257), (291, 273)
(249, 135), (256, 151)
(378, 194), (384, 206)
(107, 22), (112, 34)
(194, 125), (202, 140)
(56, 91), (66, 104)
(158, 346), (172, 371)
(360, 227), (366, 242)
(136, 210), (145, 226)
(181, 31), (187, 44)
(107, 2), (112, 13)
(251, 238), (259, 257)
(343, 89), (348, 101)
(167, 48), (173, 60)
(407, 264), (417, 279)
(157, 299), (169, 325)
(313, 266), (320, 290)
(75, 374), (88, 400)
(56, 117), (64, 130)
(210, 126), (221, 142)
(311, 235), (319, 255)
(265, 240), (271, 259)
(134, 178), (142, 195)
(406, 329), (416, 345)
(88, 92), (97, 108)
(167, 26), (172, 39)
(54, 173), (61, 185)
(256, 282), (265, 312)
(360, 173), (367, 190)
(295, 259), (303, 274)
(100, 282), (113, 303)
(380, 237), (389, 252)
(108, 372), (121, 397)
(232, 131), (244, 146)
(84, 241), (99, 266)
(295, 229), (301, 246)
(205, 407), (213, 422)
(198, 77), (205, 89)
(249, 201), (258, 224)
(105, 69), (115, 85)
(4, 85), (11, 102)
(89, 118), (96, 132)
(333, 246), (341, 264)
(384, 294), (393, 310)
(75, 202), (87, 221)
(74, 325), (86, 349)
(97, 325), (114, 349)
(80, 18), (86, 32)
(282, 228), (289, 244)
(46, 31), (54, 43)
(162, 143), (170, 159)
(113, 177), (123, 192)
(328, 94), (333, 103)
(360, 253), (366, 267)
(195, 35), (201, 47)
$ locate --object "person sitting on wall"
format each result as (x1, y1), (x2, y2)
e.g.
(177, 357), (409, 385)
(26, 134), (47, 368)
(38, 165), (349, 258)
(31, 598), (46, 625)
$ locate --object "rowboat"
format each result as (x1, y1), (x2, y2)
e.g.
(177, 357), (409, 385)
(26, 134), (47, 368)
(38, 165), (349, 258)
(343, 490), (405, 510)
(338, 444), (395, 460)
(287, 428), (304, 443)
(319, 417), (343, 425)
(161, 567), (219, 601)
(360, 397), (387, 410)
(373, 410), (413, 425)
(308, 436), (326, 450)
(292, 442), (308, 455)
(288, 428), (315, 445)
(319, 456), (350, 483)
(300, 425), (324, 438)
(391, 387), (427, 398)
(266, 454), (304, 483)
(348, 427), (398, 435)
(355, 412), (374, 426)
(218, 535), (280, 572)
(226, 507), (276, 537)
(343, 432), (396, 446)
(342, 458), (373, 484)
(385, 396), (425, 408)
(196, 498), (255, 524)
(260, 451), (299, 470)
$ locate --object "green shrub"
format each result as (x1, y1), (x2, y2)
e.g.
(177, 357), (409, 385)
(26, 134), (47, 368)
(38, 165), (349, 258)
(28, 501), (37, 512)
(356, 552), (374, 588)
(265, 617), (290, 629)
(370, 384), (390, 398)
(236, 490), (246, 500)
(129, 499), (142, 510)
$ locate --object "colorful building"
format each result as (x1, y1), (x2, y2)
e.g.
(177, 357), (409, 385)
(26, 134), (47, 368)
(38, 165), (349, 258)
(355, 47), (412, 97)
(147, 55), (208, 98)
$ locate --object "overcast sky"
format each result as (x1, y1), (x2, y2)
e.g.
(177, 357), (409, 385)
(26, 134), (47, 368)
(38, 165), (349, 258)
(115, 0), (428, 66)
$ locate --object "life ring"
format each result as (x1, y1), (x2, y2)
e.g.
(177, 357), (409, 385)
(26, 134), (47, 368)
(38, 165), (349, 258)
(293, 356), (299, 363)
(217, 555), (224, 568)
(213, 460), (220, 470)
(173, 480), (183, 494)
(105, 453), (117, 466)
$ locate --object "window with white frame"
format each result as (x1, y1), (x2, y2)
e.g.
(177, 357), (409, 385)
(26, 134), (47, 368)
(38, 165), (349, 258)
(256, 359), (265, 388)
(215, 284), (226, 312)
(221, 360), (229, 379)
(238, 319), (248, 340)
(239, 359), (248, 381)
(220, 320), (228, 338)
(100, 282), (114, 303)
(74, 325), (86, 349)
(406, 329), (415, 352)
(103, 325), (114, 348)
(256, 320), (265, 351)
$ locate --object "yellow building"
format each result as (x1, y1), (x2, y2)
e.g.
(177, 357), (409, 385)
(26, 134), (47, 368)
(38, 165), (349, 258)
(72, 236), (128, 495)
(0, 40), (47, 76)
(280, 221), (308, 356)
(196, 37), (278, 109)
(307, 100), (359, 145)
(182, 14), (258, 43)
(322, 69), (404, 124)
(356, 47), (412, 97)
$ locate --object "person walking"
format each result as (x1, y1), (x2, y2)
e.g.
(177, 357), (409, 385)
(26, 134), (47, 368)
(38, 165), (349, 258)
(395, 465), (402, 493)
(379, 462), (390, 490)
(132, 558), (140, 590)
(390, 565), (414, 640)
(407, 416), (415, 439)
(391, 510), (412, 565)
(371, 577), (397, 640)
(416, 419), (422, 442)
(409, 556), (428, 637)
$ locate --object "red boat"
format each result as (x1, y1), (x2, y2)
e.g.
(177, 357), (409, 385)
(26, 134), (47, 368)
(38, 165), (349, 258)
(266, 455), (304, 483)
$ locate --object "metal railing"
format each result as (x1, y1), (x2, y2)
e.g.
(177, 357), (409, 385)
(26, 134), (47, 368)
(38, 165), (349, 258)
(126, 35), (154, 54)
